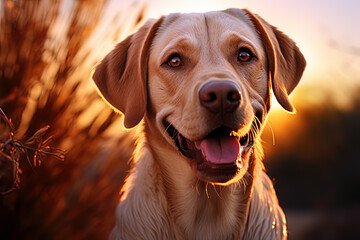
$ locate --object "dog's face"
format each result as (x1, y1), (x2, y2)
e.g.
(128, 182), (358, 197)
(148, 12), (269, 184)
(93, 9), (305, 185)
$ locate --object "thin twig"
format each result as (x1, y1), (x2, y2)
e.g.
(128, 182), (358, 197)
(0, 151), (13, 162)
(0, 107), (15, 134)
(0, 139), (13, 151)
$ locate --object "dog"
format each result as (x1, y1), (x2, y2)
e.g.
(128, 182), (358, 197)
(93, 8), (306, 240)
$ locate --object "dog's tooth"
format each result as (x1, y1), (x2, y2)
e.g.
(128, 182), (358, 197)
(237, 159), (243, 169)
(201, 149), (206, 158)
(194, 141), (201, 150)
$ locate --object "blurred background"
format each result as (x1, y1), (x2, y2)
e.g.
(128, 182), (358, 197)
(0, 0), (359, 239)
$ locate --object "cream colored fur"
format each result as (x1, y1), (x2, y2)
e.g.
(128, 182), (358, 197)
(92, 8), (305, 240)
(110, 136), (287, 240)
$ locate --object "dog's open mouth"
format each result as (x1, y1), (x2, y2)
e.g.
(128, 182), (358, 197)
(164, 120), (258, 183)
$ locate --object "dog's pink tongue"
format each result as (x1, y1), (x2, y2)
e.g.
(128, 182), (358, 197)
(195, 135), (240, 164)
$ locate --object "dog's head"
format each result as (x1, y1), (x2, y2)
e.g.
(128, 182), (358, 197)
(93, 9), (306, 185)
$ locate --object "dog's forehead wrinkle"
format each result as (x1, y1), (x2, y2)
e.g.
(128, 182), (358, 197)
(161, 13), (207, 34)
(220, 31), (259, 54)
(157, 35), (199, 63)
(205, 12), (260, 41)
(203, 13), (212, 47)
(153, 16), (208, 63)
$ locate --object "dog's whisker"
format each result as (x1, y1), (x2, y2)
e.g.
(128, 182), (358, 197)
(163, 117), (181, 136)
(164, 120), (174, 133)
(245, 170), (254, 181)
(212, 184), (222, 199)
(205, 182), (210, 199)
(252, 120), (260, 135)
(254, 114), (262, 126)
(249, 128), (257, 144)
(241, 179), (247, 194)
(195, 179), (200, 195)
(266, 120), (276, 146)
(253, 115), (262, 133)
(241, 176), (247, 187)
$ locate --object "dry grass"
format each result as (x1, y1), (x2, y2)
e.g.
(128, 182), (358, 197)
(1, 107), (64, 195)
(0, 0), (145, 238)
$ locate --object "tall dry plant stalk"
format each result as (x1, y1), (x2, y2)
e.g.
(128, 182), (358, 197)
(0, 0), (146, 239)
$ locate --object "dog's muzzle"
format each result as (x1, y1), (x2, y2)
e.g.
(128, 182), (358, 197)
(165, 122), (257, 184)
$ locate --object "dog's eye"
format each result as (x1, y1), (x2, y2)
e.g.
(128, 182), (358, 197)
(237, 48), (254, 62)
(167, 54), (182, 68)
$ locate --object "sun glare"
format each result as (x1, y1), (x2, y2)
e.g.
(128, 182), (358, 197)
(146, 0), (237, 17)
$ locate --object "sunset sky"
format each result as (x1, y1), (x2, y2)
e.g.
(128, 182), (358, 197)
(103, 0), (360, 110)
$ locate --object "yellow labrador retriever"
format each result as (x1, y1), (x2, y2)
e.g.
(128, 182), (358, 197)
(93, 8), (305, 240)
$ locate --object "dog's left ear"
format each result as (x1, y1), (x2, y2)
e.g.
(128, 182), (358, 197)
(92, 17), (164, 128)
(225, 8), (306, 113)
(243, 9), (306, 113)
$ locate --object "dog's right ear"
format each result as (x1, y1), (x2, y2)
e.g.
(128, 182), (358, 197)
(242, 9), (306, 113)
(92, 17), (164, 128)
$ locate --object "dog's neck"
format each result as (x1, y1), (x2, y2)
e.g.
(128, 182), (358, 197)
(141, 121), (258, 239)
(114, 122), (286, 240)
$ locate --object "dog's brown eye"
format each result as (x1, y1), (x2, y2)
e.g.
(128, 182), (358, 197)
(167, 55), (182, 68)
(237, 48), (253, 62)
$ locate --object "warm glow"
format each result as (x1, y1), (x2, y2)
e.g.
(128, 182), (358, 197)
(1, 1), (358, 239)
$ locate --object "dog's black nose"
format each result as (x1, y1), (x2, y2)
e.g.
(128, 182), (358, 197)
(199, 81), (241, 113)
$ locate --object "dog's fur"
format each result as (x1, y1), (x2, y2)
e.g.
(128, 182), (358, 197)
(93, 8), (305, 240)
